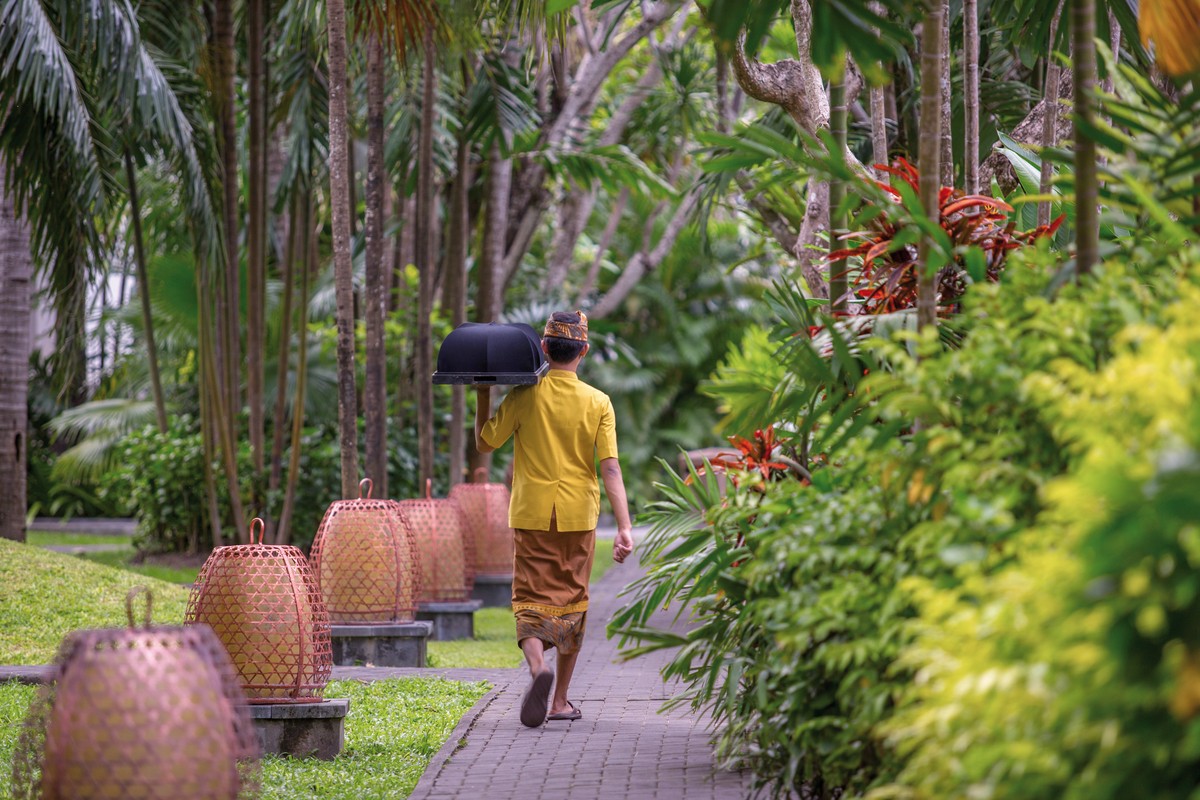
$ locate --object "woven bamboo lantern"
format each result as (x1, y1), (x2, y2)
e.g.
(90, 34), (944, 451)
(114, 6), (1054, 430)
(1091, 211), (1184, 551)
(310, 478), (420, 624)
(12, 588), (259, 800)
(394, 480), (474, 604)
(185, 518), (332, 704)
(449, 468), (514, 577)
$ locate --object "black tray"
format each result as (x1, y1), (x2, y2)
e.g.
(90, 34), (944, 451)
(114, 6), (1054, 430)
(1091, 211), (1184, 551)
(433, 322), (549, 386)
(432, 362), (550, 385)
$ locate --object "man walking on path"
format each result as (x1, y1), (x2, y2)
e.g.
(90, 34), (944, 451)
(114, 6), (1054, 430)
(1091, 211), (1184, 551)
(475, 310), (635, 728)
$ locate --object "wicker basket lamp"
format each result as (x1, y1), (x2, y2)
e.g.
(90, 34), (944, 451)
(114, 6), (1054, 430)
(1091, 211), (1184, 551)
(13, 588), (259, 800)
(185, 519), (332, 704)
(449, 468), (514, 577)
(310, 478), (421, 624)
(394, 480), (474, 604)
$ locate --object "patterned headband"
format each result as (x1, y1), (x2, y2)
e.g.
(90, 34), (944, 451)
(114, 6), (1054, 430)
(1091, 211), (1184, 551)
(543, 311), (589, 342)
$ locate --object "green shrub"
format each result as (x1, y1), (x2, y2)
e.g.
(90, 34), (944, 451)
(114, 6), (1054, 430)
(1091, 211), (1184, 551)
(99, 415), (213, 553)
(98, 416), (347, 553)
(875, 271), (1200, 799)
(725, 456), (928, 796)
(617, 238), (1190, 797)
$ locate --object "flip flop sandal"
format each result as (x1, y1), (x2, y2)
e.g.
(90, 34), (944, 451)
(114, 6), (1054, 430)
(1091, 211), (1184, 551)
(546, 701), (582, 722)
(520, 669), (554, 728)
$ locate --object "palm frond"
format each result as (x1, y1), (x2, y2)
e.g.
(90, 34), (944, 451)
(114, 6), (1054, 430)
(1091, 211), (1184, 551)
(48, 398), (159, 441)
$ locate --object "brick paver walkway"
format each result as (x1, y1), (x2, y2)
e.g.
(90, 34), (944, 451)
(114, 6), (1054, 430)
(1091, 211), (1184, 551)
(408, 533), (752, 800)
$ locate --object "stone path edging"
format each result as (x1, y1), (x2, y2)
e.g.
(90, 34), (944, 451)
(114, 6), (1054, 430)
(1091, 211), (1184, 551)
(408, 687), (504, 797)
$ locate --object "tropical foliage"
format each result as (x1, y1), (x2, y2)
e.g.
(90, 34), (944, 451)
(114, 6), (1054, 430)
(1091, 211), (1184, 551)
(612, 12), (1200, 794)
(7, 0), (1200, 797)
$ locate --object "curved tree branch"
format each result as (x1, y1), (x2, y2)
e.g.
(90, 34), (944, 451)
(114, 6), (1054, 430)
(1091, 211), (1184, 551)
(589, 188), (701, 319)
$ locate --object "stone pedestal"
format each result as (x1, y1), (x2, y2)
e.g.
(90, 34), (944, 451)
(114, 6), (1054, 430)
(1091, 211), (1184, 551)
(330, 621), (432, 667)
(417, 599), (484, 641)
(470, 574), (513, 608)
(246, 699), (349, 760)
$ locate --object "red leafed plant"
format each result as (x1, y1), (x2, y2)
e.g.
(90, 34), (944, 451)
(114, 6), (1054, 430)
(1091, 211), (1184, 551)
(708, 426), (794, 486)
(827, 158), (1064, 316)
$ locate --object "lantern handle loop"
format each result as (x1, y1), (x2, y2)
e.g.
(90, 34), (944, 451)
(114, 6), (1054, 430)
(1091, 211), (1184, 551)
(425, 478), (432, 500)
(474, 467), (488, 482)
(251, 517), (266, 544)
(359, 478), (373, 499)
(125, 586), (153, 629)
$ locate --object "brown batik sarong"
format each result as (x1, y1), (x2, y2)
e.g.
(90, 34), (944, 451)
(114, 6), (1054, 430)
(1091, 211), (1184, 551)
(512, 517), (596, 655)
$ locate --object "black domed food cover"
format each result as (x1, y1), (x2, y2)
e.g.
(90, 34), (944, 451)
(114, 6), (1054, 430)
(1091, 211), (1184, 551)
(433, 322), (550, 385)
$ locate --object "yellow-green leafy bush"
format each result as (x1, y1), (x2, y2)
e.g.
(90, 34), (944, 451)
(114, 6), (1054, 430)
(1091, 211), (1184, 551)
(876, 271), (1200, 799)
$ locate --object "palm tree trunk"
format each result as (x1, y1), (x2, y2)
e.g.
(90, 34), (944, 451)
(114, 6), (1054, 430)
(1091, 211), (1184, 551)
(918, 2), (945, 331)
(1102, 9), (1120, 95)
(866, 1), (889, 174)
(1038, 5), (1063, 228)
(416, 28), (437, 490)
(196, 280), (226, 549)
(828, 61), (848, 313)
(467, 138), (510, 478)
(963, 0), (980, 193)
(479, 142), (508, 326)
(364, 31), (389, 497)
(0, 183), (31, 543)
(393, 183), (413, 314)
(214, 0), (240, 424)
(123, 151), (169, 434)
(870, 79), (888, 172)
(267, 191), (299, 523)
(444, 103), (471, 488)
(326, 0), (361, 498)
(196, 246), (246, 543)
(1071, 0), (1098, 277)
(277, 192), (314, 544)
(247, 0), (267, 477)
(939, 0), (953, 187)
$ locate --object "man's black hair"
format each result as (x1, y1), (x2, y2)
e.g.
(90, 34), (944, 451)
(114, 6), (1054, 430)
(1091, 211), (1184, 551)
(544, 311), (587, 363)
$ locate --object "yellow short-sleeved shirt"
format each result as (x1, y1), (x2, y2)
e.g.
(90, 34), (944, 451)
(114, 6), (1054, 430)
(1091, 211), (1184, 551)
(480, 369), (619, 531)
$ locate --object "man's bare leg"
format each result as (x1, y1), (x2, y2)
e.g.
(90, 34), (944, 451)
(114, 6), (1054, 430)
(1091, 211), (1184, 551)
(520, 637), (547, 678)
(550, 648), (580, 715)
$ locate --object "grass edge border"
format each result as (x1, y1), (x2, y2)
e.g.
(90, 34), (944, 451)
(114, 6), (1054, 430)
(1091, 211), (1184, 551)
(406, 682), (506, 800)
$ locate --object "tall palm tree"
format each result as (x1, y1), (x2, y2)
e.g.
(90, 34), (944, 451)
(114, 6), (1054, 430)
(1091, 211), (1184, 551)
(122, 151), (169, 434)
(829, 58), (849, 313)
(247, 0), (269, 476)
(0, 0), (216, 539)
(443, 61), (472, 487)
(0, 182), (32, 542)
(363, 30), (389, 496)
(1072, 0), (1099, 276)
(963, 0), (980, 193)
(1039, 4), (1063, 228)
(325, 0), (360, 499)
(415, 26), (437, 491)
(917, 0), (944, 330)
(213, 0), (241, 426)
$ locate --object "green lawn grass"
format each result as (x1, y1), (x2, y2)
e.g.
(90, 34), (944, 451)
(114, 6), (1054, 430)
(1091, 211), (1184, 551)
(591, 538), (616, 584)
(24, 530), (200, 584)
(25, 530), (134, 548)
(261, 678), (488, 799)
(0, 538), (192, 664)
(0, 678), (488, 800)
(427, 607), (520, 668)
(72, 549), (201, 585)
(0, 681), (36, 799)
